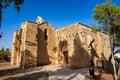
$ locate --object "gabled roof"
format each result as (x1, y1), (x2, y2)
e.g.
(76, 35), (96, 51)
(57, 22), (93, 31)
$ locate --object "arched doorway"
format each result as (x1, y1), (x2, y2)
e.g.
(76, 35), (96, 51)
(59, 40), (68, 65)
(63, 51), (68, 65)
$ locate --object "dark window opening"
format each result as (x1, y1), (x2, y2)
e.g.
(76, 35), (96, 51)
(63, 51), (68, 65)
(44, 29), (47, 40)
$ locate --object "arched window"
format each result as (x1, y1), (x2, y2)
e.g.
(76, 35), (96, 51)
(44, 29), (47, 40)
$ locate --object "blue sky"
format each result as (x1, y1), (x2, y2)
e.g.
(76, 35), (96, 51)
(0, 0), (120, 50)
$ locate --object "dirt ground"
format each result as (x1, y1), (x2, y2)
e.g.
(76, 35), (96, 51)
(83, 71), (115, 80)
(0, 61), (119, 80)
(0, 66), (48, 80)
(0, 61), (10, 67)
(0, 61), (48, 80)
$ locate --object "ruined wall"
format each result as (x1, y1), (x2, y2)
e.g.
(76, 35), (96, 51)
(11, 30), (20, 66)
(11, 22), (28, 67)
(23, 21), (38, 67)
(56, 23), (111, 68)
(11, 20), (56, 67)
(56, 23), (90, 68)
(97, 32), (111, 60)
(11, 17), (111, 69)
(37, 22), (56, 65)
(19, 22), (27, 67)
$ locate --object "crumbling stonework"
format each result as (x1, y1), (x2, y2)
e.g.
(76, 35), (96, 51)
(11, 16), (111, 68)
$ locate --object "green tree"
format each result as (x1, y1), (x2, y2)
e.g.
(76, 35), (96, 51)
(93, 0), (120, 79)
(0, 0), (24, 26)
(0, 48), (11, 61)
(2, 47), (4, 51)
(93, 0), (120, 58)
(6, 48), (9, 52)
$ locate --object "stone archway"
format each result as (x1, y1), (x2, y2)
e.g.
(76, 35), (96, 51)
(58, 40), (68, 65)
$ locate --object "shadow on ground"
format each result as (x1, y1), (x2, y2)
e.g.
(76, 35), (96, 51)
(46, 65), (89, 80)
(0, 66), (44, 77)
(3, 71), (48, 80)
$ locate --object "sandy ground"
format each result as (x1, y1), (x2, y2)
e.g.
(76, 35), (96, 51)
(0, 66), (48, 80)
(45, 65), (89, 80)
(83, 71), (115, 80)
(0, 62), (119, 80)
(0, 61), (10, 67)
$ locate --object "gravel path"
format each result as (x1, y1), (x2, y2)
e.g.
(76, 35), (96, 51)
(0, 65), (89, 80)
(0, 64), (116, 80)
(45, 65), (89, 80)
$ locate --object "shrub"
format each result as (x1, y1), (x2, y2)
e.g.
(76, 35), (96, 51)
(0, 49), (11, 61)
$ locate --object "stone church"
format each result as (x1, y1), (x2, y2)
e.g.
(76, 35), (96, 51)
(11, 16), (111, 68)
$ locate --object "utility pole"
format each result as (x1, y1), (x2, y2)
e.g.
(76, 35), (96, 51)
(105, 8), (117, 80)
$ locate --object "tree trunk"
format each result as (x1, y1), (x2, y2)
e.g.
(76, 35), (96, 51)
(105, 9), (117, 79)
(109, 27), (116, 61)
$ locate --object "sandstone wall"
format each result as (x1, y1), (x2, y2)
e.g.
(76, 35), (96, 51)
(11, 22), (28, 67)
(11, 17), (111, 69)
(56, 23), (90, 68)
(11, 30), (20, 66)
(23, 21), (38, 67)
(56, 22), (111, 68)
(37, 22), (56, 65)
(19, 22), (27, 67)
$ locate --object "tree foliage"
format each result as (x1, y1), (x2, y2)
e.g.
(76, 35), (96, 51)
(0, 48), (11, 61)
(93, 2), (120, 78)
(93, 0), (120, 45)
(93, 0), (120, 26)
(114, 56), (120, 63)
(0, 0), (24, 25)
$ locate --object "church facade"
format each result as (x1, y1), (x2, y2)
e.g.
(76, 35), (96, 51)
(11, 17), (111, 69)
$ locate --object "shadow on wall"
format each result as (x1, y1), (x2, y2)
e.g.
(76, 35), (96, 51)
(100, 53), (117, 80)
(24, 49), (36, 67)
(58, 40), (68, 51)
(88, 39), (99, 59)
(36, 27), (51, 66)
(87, 37), (118, 76)
(70, 33), (90, 68)
(101, 52), (118, 75)
(58, 40), (68, 65)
